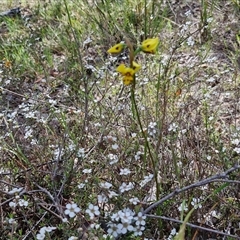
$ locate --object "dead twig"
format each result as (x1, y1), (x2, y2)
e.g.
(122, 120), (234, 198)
(143, 163), (240, 214)
(146, 214), (240, 239)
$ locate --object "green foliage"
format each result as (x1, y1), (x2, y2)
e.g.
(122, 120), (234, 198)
(174, 207), (195, 240)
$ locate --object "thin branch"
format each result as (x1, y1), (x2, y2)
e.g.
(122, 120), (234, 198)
(211, 179), (240, 184)
(33, 183), (63, 216)
(146, 214), (240, 239)
(144, 164), (240, 214)
(38, 203), (63, 220)
(0, 160), (59, 177)
(33, 183), (55, 202)
(22, 210), (48, 240)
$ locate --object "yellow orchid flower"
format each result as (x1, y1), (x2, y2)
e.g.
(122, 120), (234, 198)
(107, 42), (125, 54)
(132, 61), (141, 72)
(117, 64), (134, 85)
(122, 76), (133, 85)
(116, 62), (141, 85)
(141, 37), (159, 54)
(116, 64), (128, 74)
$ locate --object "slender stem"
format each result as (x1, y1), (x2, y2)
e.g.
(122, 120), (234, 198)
(63, 0), (88, 133)
(144, 0), (147, 38)
(131, 87), (160, 200)
(143, 164), (239, 214)
(146, 214), (239, 239)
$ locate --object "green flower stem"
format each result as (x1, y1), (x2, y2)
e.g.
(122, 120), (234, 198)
(144, 0), (147, 39)
(134, 47), (142, 56)
(131, 85), (160, 200)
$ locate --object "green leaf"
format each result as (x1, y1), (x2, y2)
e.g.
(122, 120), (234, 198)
(174, 207), (195, 240)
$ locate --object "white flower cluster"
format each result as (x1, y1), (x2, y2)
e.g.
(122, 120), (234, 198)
(178, 197), (203, 212)
(134, 151), (143, 161)
(108, 153), (119, 164)
(85, 204), (100, 219)
(36, 226), (56, 240)
(191, 197), (202, 209)
(64, 202), (81, 218)
(177, 201), (188, 212)
(232, 137), (240, 154)
(167, 228), (177, 240)
(148, 121), (158, 137)
(202, 210), (221, 227)
(106, 209), (146, 238)
(8, 188), (29, 209)
(168, 122), (178, 133)
(139, 173), (154, 188)
(119, 182), (135, 193)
